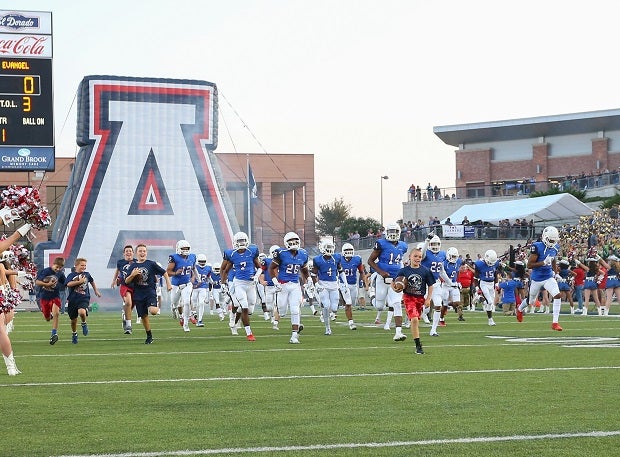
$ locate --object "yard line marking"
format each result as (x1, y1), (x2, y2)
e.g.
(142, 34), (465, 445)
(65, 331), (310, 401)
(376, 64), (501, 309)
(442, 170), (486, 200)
(2, 365), (619, 388)
(52, 430), (620, 456)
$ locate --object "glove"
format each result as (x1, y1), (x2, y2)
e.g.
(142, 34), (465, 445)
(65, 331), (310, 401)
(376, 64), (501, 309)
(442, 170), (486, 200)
(17, 223), (32, 236)
(221, 282), (229, 294)
(543, 256), (554, 266)
(272, 278), (282, 293)
(426, 231), (435, 241)
(315, 283), (324, 294)
(305, 283), (316, 297)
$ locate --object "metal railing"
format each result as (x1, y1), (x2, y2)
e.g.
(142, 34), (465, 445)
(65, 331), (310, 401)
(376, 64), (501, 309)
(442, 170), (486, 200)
(406, 170), (620, 202)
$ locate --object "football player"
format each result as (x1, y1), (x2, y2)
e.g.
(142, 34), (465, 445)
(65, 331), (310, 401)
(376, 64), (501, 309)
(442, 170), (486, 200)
(192, 254), (212, 327)
(312, 238), (346, 335)
(167, 239), (196, 332)
(474, 249), (500, 326)
(367, 222), (408, 341)
(220, 232), (260, 341)
(515, 225), (563, 330)
(268, 232), (311, 344)
(440, 247), (465, 324)
(259, 245), (281, 329)
(339, 242), (368, 330)
(421, 233), (456, 336)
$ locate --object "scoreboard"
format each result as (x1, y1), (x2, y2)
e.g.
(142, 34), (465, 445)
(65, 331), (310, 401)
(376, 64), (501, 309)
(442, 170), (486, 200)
(0, 10), (54, 171)
(0, 58), (53, 148)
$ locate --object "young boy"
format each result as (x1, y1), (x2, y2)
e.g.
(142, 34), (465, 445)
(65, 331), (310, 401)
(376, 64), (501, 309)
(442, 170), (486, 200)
(392, 246), (435, 355)
(125, 244), (172, 344)
(65, 258), (102, 344)
(35, 257), (66, 345)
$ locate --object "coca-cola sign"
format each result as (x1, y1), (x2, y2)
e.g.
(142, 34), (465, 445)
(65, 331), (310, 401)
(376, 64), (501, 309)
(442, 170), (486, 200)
(0, 33), (52, 57)
(0, 13), (40, 31)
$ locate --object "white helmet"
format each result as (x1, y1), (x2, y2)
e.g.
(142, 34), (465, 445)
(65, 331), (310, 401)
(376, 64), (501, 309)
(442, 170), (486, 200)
(269, 245), (281, 258)
(320, 239), (335, 256)
(258, 253), (267, 262)
(342, 243), (354, 259)
(385, 223), (401, 242)
(284, 232), (300, 250)
(429, 235), (441, 254)
(542, 226), (559, 248)
(176, 240), (191, 256)
(447, 247), (459, 263)
(1, 250), (14, 262)
(197, 254), (207, 266)
(415, 242), (425, 250)
(212, 262), (221, 274)
(233, 231), (249, 249)
(484, 249), (498, 266)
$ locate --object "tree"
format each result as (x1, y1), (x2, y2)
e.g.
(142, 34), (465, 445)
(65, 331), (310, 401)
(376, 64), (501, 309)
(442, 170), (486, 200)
(315, 198), (351, 237)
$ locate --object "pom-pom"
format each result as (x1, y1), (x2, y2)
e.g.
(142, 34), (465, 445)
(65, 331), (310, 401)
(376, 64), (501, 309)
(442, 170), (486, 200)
(1, 185), (51, 230)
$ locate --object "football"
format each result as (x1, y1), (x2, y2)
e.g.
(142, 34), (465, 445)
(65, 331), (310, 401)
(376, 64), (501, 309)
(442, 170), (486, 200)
(43, 275), (58, 289)
(392, 275), (407, 292)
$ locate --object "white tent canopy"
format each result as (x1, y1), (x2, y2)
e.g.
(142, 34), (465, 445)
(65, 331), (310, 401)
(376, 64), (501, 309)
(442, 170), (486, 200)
(446, 193), (593, 225)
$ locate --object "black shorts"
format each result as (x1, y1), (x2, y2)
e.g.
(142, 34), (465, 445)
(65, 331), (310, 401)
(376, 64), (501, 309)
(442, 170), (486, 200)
(134, 296), (157, 317)
(67, 300), (89, 320)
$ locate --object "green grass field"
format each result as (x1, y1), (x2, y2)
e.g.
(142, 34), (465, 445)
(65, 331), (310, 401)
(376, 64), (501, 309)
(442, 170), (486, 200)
(2, 305), (619, 457)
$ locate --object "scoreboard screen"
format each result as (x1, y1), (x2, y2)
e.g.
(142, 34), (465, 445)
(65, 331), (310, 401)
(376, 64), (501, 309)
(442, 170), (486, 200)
(0, 57), (53, 150)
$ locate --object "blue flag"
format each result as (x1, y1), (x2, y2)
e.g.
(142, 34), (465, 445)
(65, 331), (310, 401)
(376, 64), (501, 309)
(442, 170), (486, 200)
(248, 163), (258, 199)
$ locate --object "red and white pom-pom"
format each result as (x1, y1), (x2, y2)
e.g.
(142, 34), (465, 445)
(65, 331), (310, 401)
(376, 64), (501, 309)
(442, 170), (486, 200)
(1, 185), (51, 230)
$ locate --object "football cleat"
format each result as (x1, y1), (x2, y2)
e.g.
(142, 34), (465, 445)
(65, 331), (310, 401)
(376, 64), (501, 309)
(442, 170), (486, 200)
(324, 328), (332, 335)
(72, 333), (78, 344)
(289, 335), (300, 344)
(374, 318), (381, 325)
(145, 336), (153, 344)
(196, 320), (205, 327)
(349, 322), (357, 330)
(415, 347), (425, 355)
(81, 323), (89, 336)
(393, 333), (407, 342)
(430, 332), (439, 337)
(124, 326), (132, 335)
(50, 334), (58, 345)
(183, 325), (190, 333)
(439, 321), (446, 327)
(551, 322), (563, 331)
(516, 309), (523, 322)
(247, 334), (256, 341)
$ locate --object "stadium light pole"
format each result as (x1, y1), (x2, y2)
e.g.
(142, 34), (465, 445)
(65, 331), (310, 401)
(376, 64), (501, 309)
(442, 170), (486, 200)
(380, 175), (389, 227)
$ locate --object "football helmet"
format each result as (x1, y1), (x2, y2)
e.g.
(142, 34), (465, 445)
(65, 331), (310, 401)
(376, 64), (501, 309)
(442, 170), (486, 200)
(385, 223), (401, 242)
(176, 240), (191, 256)
(484, 249), (498, 266)
(233, 231), (249, 249)
(446, 247), (459, 263)
(320, 239), (335, 256)
(258, 253), (267, 262)
(342, 243), (354, 260)
(429, 235), (441, 254)
(269, 245), (281, 258)
(542, 226), (559, 248)
(197, 254), (207, 267)
(284, 232), (300, 250)
(212, 262), (221, 274)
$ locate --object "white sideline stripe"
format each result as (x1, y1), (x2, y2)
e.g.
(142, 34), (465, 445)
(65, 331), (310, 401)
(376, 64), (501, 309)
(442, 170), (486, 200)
(2, 365), (618, 388)
(52, 430), (620, 457)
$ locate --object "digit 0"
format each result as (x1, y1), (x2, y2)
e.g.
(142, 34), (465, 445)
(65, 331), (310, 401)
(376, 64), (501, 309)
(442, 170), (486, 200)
(24, 76), (34, 94)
